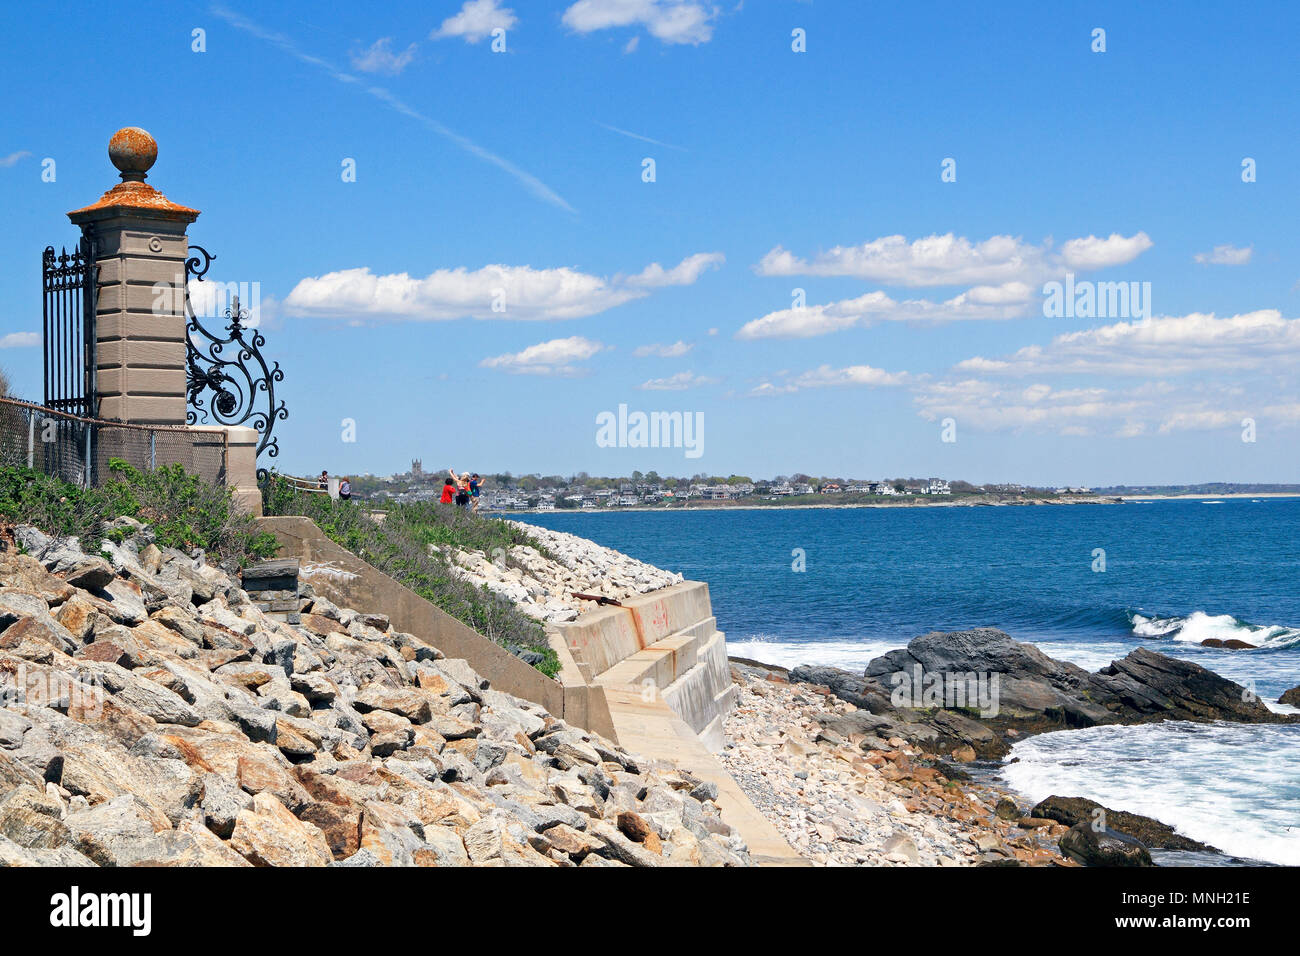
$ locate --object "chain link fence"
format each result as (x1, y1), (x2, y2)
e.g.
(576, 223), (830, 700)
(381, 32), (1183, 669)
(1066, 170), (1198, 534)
(0, 397), (229, 489)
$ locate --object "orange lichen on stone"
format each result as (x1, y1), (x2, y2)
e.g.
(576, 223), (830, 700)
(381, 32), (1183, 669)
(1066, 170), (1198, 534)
(68, 181), (200, 220)
(67, 126), (200, 222)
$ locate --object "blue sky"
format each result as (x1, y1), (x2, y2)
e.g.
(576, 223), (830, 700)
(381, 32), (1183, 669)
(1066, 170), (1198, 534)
(2, 0), (1297, 485)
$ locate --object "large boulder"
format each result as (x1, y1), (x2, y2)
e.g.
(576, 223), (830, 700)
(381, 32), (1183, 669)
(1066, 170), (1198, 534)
(1032, 795), (1214, 852)
(795, 629), (1298, 761)
(1059, 822), (1154, 867)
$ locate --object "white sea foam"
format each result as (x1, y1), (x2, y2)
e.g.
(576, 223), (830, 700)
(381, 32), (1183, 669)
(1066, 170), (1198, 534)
(725, 636), (904, 672)
(1000, 721), (1300, 865)
(1132, 611), (1300, 648)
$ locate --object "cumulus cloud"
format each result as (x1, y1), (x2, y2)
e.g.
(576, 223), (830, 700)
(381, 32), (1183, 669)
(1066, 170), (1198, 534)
(627, 252), (723, 288)
(480, 336), (607, 376)
(741, 232), (1152, 338)
(432, 0), (517, 42)
(1194, 244), (1253, 266)
(1058, 232), (1154, 270)
(750, 363), (909, 395)
(634, 340), (693, 357)
(755, 231), (1152, 287)
(351, 38), (417, 74)
(0, 332), (40, 348)
(637, 370), (719, 390)
(562, 0), (718, 45)
(952, 310), (1300, 377)
(914, 311), (1300, 436)
(284, 252), (720, 322)
(735, 285), (1032, 339)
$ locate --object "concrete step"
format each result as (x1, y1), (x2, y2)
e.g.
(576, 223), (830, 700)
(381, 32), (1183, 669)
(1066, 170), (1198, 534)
(557, 581), (716, 675)
(593, 617), (715, 692)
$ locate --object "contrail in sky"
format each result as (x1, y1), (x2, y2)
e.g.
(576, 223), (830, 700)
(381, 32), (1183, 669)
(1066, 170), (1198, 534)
(597, 122), (686, 152)
(211, 4), (575, 213)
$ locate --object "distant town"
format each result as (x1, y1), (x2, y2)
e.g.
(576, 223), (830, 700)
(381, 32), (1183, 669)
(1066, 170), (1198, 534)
(325, 460), (1282, 512)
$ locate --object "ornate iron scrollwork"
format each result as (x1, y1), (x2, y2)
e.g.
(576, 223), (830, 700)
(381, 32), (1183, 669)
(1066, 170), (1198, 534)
(184, 245), (287, 480)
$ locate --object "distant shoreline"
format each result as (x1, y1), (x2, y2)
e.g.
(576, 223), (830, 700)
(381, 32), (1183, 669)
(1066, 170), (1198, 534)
(492, 492), (1299, 516)
(1117, 492), (1299, 501)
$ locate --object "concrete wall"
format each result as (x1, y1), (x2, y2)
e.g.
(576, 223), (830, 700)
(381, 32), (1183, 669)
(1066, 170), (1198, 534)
(556, 581), (738, 752)
(261, 516), (615, 739)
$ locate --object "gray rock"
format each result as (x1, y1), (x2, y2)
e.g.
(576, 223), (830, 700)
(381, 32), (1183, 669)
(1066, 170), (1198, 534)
(200, 772), (253, 839)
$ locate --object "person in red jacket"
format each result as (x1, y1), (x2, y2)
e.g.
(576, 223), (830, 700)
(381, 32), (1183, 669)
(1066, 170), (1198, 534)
(439, 477), (456, 504)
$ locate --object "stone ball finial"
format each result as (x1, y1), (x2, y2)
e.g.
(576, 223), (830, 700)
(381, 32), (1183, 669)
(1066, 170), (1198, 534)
(108, 127), (157, 182)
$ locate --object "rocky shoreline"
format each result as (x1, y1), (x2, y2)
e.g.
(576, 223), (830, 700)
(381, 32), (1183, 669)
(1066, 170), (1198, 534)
(769, 628), (1297, 865)
(721, 659), (1073, 866)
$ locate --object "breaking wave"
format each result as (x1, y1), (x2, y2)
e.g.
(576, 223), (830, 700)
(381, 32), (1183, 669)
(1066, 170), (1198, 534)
(1131, 611), (1300, 649)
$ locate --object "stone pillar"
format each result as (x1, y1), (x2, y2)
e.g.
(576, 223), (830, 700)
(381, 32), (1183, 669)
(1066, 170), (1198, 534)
(67, 127), (200, 426)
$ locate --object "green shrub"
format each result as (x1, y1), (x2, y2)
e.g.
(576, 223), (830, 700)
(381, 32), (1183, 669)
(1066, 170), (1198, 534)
(0, 461), (277, 568)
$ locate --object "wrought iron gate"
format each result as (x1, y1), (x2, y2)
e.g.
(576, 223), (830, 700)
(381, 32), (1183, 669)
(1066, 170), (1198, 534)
(184, 245), (287, 480)
(41, 236), (97, 417)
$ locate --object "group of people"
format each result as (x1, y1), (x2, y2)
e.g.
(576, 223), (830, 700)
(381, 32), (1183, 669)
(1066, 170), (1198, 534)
(315, 467), (478, 510)
(317, 470), (352, 500)
(441, 468), (482, 511)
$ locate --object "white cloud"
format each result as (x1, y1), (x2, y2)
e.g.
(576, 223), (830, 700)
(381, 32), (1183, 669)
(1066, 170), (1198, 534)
(1194, 244), (1253, 266)
(562, 0), (718, 45)
(634, 340), (693, 357)
(755, 231), (1152, 287)
(750, 363), (908, 395)
(1059, 232), (1154, 270)
(736, 285), (1031, 340)
(0, 332), (40, 348)
(480, 336), (607, 376)
(627, 251), (723, 287)
(953, 310), (1300, 377)
(637, 370), (718, 390)
(284, 252), (719, 322)
(790, 364), (909, 388)
(433, 0), (517, 42)
(351, 38), (417, 74)
(0, 151), (32, 169)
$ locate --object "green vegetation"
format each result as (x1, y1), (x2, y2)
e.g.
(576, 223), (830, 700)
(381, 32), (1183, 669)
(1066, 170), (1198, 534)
(0, 460), (278, 567)
(262, 475), (559, 677)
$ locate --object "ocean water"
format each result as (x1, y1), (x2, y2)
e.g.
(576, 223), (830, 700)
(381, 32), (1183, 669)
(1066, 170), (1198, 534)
(516, 499), (1300, 864)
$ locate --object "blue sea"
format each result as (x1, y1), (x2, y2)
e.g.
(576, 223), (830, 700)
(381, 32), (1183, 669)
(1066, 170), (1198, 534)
(516, 499), (1300, 864)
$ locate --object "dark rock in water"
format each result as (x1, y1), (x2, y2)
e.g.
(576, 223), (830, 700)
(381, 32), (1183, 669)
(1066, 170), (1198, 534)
(1032, 796), (1216, 853)
(1060, 822), (1154, 867)
(1199, 638), (1257, 649)
(1092, 646), (1281, 723)
(1279, 686), (1300, 707)
(994, 798), (1020, 821)
(792, 628), (1298, 760)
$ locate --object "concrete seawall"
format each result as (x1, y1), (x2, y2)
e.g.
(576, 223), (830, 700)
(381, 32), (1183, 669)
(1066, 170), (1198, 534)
(554, 581), (738, 751)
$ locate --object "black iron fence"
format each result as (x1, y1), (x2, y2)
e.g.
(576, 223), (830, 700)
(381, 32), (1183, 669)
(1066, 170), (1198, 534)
(0, 397), (228, 490)
(42, 237), (97, 418)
